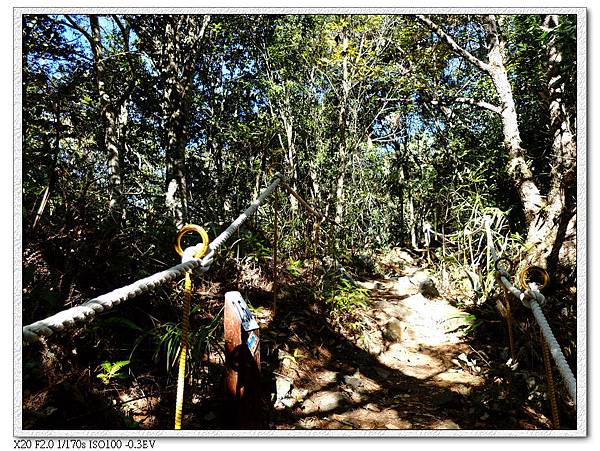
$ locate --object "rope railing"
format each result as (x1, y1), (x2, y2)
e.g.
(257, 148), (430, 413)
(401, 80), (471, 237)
(484, 216), (576, 405)
(22, 173), (284, 344)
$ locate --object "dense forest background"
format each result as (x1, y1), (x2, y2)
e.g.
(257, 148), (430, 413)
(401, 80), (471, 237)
(20, 13), (579, 430)
(22, 13), (577, 275)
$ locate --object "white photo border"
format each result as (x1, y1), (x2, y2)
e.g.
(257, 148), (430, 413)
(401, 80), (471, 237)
(13, 6), (587, 438)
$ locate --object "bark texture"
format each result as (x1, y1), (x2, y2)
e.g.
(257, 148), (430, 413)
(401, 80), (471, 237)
(525, 15), (577, 277)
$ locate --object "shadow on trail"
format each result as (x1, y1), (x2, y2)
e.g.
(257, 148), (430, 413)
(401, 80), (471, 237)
(260, 289), (487, 430)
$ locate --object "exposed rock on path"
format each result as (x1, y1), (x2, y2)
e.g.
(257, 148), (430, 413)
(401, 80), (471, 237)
(270, 267), (485, 430)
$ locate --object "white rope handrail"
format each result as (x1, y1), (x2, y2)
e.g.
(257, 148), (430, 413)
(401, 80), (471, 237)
(484, 216), (576, 404)
(22, 173), (284, 344)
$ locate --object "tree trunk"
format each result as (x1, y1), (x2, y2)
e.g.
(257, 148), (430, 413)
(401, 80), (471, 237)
(32, 122), (59, 231)
(89, 15), (125, 218)
(162, 19), (186, 228)
(158, 15), (210, 229)
(481, 16), (544, 225)
(408, 194), (417, 249)
(334, 31), (350, 225)
(525, 15), (577, 276)
(281, 111), (299, 212)
(418, 14), (576, 272)
(309, 161), (321, 207)
(264, 68), (299, 212)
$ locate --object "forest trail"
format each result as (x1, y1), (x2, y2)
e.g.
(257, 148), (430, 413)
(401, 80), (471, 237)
(268, 263), (486, 430)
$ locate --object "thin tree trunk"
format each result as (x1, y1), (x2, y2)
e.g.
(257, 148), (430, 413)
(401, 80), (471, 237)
(335, 31), (350, 225)
(282, 112), (299, 211)
(481, 15), (544, 224)
(32, 127), (59, 231)
(159, 15), (210, 228)
(88, 15), (125, 218)
(398, 162), (407, 246)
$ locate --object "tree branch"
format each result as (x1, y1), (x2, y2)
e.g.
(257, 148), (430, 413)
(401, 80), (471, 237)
(416, 15), (490, 73)
(378, 95), (501, 115)
(440, 96), (501, 115)
(112, 15), (135, 72)
(62, 15), (96, 57)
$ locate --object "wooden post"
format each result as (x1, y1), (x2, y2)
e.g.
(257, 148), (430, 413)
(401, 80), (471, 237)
(224, 291), (263, 429)
(273, 190), (279, 316)
(312, 219), (319, 281)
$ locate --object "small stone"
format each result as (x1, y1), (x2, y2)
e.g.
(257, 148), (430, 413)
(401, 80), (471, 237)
(308, 391), (347, 413)
(411, 270), (430, 284)
(419, 278), (440, 298)
(280, 397), (296, 408)
(275, 377), (293, 401)
(343, 372), (363, 389)
(394, 276), (417, 295)
(383, 318), (404, 342)
(362, 331), (384, 355)
(365, 403), (381, 412)
(300, 399), (318, 414)
(291, 387), (309, 399)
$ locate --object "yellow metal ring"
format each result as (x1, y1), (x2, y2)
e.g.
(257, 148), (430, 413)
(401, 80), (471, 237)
(175, 224), (209, 259)
(519, 265), (550, 291)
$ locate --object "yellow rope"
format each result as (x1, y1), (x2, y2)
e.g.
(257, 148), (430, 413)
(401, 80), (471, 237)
(495, 256), (516, 361)
(174, 272), (192, 430)
(173, 224), (209, 430)
(500, 282), (517, 362)
(541, 329), (560, 429)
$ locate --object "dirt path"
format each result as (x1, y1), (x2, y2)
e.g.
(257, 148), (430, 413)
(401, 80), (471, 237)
(268, 267), (485, 430)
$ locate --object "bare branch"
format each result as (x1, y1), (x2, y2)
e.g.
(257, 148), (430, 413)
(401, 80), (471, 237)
(416, 15), (490, 73)
(62, 15), (96, 56)
(377, 94), (500, 116)
(439, 97), (501, 115)
(111, 15), (134, 70)
(182, 15), (211, 73)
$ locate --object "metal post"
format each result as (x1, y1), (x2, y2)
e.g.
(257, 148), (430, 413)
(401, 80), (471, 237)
(223, 291), (263, 429)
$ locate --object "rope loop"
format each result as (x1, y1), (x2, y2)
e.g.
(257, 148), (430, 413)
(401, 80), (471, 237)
(520, 287), (547, 308)
(494, 256), (514, 274)
(517, 266), (549, 308)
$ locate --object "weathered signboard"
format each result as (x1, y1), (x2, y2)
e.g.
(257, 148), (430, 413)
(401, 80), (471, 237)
(223, 291), (263, 429)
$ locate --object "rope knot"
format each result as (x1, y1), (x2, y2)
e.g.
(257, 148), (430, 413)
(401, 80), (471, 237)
(181, 243), (205, 263)
(520, 286), (546, 308)
(199, 249), (215, 271)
